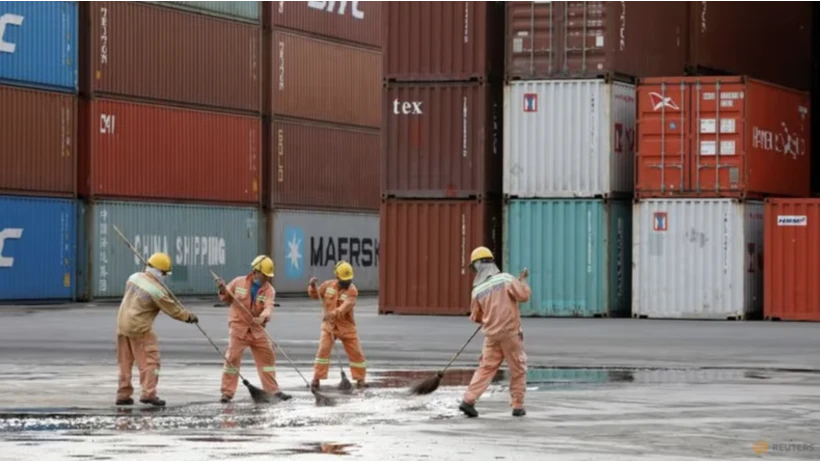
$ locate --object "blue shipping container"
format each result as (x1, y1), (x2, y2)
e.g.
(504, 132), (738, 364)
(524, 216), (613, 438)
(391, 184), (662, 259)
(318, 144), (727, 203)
(0, 195), (77, 301)
(503, 199), (631, 318)
(0, 1), (78, 92)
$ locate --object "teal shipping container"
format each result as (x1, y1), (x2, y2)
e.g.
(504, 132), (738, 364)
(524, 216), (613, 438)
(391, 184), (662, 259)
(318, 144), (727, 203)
(149, 1), (260, 23)
(77, 200), (261, 300)
(503, 199), (631, 317)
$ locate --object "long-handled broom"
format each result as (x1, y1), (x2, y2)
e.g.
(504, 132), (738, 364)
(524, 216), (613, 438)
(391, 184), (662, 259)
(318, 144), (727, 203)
(111, 225), (273, 404)
(209, 270), (336, 407)
(409, 324), (483, 396)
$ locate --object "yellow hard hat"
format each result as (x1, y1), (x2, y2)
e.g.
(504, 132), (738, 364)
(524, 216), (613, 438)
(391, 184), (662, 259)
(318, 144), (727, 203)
(334, 261), (354, 281)
(251, 255), (275, 278)
(147, 252), (172, 273)
(470, 246), (494, 264)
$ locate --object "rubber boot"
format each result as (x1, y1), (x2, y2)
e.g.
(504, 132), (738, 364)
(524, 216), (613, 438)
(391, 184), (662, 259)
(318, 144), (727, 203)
(512, 408), (526, 417)
(311, 379), (320, 390)
(140, 397), (166, 407)
(356, 380), (369, 390)
(220, 395), (232, 404)
(274, 391), (292, 401)
(115, 398), (134, 406)
(459, 401), (479, 418)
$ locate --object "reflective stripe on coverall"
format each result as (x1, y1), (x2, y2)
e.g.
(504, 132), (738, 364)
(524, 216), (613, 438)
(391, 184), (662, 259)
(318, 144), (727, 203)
(308, 280), (366, 381)
(116, 271), (194, 400)
(219, 274), (280, 397)
(464, 272), (531, 409)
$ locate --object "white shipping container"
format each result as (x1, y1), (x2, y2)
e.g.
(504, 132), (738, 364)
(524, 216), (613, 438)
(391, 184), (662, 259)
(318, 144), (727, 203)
(632, 199), (764, 320)
(504, 79), (636, 198)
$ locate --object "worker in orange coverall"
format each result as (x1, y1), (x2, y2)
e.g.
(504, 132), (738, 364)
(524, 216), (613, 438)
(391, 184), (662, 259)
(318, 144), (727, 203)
(116, 252), (199, 407)
(215, 255), (291, 403)
(459, 246), (531, 418)
(307, 261), (367, 390)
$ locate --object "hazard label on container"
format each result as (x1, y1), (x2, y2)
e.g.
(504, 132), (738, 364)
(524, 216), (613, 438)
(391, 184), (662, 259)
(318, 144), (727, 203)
(653, 212), (668, 231)
(523, 93), (538, 112)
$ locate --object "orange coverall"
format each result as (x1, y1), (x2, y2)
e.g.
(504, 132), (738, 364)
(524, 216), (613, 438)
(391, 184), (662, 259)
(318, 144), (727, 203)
(464, 272), (531, 410)
(116, 271), (195, 401)
(307, 280), (366, 382)
(219, 274), (280, 398)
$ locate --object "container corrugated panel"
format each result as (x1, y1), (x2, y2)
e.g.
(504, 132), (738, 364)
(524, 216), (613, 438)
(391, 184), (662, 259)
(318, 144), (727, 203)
(379, 199), (501, 316)
(503, 199), (631, 318)
(270, 1), (383, 48)
(383, 82), (502, 198)
(632, 199), (764, 320)
(269, 31), (381, 128)
(0, 85), (76, 197)
(636, 76), (811, 199)
(150, 1), (260, 23)
(81, 2), (261, 113)
(269, 119), (380, 211)
(0, 195), (76, 301)
(0, 1), (77, 92)
(504, 79), (635, 199)
(79, 99), (261, 204)
(385, 1), (504, 82)
(270, 209), (379, 293)
(505, 2), (687, 81)
(764, 199), (820, 322)
(78, 200), (260, 299)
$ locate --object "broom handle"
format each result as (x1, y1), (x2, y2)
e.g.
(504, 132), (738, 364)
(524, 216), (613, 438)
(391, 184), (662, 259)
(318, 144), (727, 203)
(440, 324), (483, 374)
(210, 269), (312, 387)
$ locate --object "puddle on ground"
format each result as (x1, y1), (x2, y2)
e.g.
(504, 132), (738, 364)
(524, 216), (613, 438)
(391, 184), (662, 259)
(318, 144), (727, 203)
(276, 442), (359, 456)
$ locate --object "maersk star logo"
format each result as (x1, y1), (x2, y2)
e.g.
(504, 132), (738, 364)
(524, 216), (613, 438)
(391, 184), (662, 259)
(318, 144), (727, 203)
(284, 226), (305, 279)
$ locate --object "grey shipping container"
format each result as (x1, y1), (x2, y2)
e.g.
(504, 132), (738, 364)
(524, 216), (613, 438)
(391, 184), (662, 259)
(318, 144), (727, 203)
(77, 200), (261, 299)
(150, 1), (261, 23)
(269, 209), (379, 294)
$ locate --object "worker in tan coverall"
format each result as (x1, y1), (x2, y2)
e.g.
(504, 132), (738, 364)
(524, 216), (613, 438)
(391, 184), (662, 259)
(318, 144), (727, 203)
(215, 255), (291, 403)
(116, 252), (199, 407)
(307, 261), (367, 390)
(459, 246), (531, 418)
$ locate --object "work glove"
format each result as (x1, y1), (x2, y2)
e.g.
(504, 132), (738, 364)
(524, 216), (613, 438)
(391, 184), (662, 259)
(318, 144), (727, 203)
(215, 277), (226, 291)
(519, 268), (529, 280)
(308, 277), (318, 288)
(186, 313), (199, 324)
(253, 316), (268, 326)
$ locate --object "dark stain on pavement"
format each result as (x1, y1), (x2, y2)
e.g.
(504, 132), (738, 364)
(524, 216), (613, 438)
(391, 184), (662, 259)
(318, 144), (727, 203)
(277, 442), (358, 456)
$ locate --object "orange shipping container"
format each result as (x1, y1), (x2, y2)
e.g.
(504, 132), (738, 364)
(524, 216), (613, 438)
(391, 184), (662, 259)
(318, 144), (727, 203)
(764, 199), (820, 322)
(268, 1), (383, 49)
(268, 31), (381, 128)
(636, 76), (811, 199)
(79, 99), (261, 204)
(379, 199), (501, 316)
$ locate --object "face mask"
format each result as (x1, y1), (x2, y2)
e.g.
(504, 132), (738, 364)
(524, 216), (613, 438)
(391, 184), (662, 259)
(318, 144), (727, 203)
(338, 280), (351, 290)
(147, 267), (167, 283)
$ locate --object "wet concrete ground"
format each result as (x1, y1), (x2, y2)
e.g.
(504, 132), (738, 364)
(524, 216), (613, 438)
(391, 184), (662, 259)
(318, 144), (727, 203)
(0, 297), (818, 460)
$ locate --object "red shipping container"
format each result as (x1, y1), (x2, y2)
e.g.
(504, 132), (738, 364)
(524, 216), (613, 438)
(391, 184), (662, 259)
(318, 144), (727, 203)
(0, 85), (76, 197)
(688, 2), (813, 92)
(268, 119), (380, 210)
(764, 199), (819, 322)
(79, 99), (261, 204)
(267, 1), (383, 48)
(636, 76), (811, 199)
(505, 1), (688, 81)
(383, 82), (501, 198)
(268, 31), (381, 128)
(379, 199), (501, 316)
(385, 1), (504, 82)
(80, 2), (261, 113)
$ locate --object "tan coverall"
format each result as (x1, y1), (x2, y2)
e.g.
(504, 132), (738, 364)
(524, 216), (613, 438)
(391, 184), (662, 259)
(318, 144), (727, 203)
(464, 272), (531, 410)
(219, 274), (280, 398)
(308, 280), (366, 382)
(116, 271), (194, 401)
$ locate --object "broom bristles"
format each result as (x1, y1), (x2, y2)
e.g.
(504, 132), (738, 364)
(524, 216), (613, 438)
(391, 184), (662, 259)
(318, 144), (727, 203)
(409, 373), (442, 395)
(243, 380), (274, 404)
(338, 371), (353, 393)
(312, 389), (336, 407)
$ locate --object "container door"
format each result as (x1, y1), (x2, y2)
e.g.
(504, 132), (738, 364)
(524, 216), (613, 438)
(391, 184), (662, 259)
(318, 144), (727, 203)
(506, 1), (556, 79)
(636, 81), (689, 195)
(559, 2), (608, 77)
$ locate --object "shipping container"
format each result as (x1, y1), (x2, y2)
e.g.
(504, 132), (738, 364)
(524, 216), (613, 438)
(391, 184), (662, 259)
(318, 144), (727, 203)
(269, 209), (379, 294)
(504, 79), (635, 199)
(268, 119), (380, 211)
(268, 31), (381, 128)
(385, 1), (504, 82)
(80, 2), (261, 112)
(688, 2), (812, 92)
(503, 199), (631, 318)
(0, 85), (76, 197)
(268, 1), (383, 48)
(636, 76), (811, 199)
(77, 200), (261, 299)
(78, 98), (261, 204)
(763, 199), (820, 322)
(632, 198), (764, 320)
(150, 1), (260, 23)
(505, 2), (687, 81)
(383, 82), (501, 198)
(0, 195), (76, 301)
(379, 199), (501, 316)
(0, 1), (77, 92)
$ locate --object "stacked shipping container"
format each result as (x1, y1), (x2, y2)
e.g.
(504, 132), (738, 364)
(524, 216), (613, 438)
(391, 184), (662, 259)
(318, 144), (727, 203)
(380, 2), (504, 315)
(263, 1), (383, 294)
